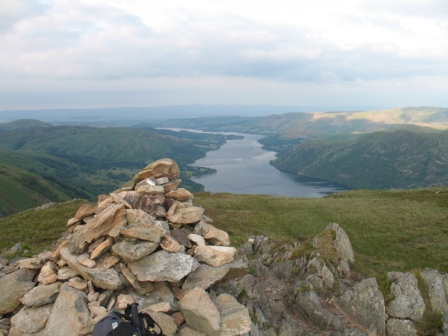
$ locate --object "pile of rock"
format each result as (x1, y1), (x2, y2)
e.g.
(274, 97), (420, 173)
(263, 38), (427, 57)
(0, 158), (251, 336)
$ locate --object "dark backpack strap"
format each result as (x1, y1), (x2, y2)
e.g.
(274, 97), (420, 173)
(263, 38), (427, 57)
(139, 312), (164, 336)
(124, 304), (164, 336)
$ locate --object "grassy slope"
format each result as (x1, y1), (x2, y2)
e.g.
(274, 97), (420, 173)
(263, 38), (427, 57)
(0, 162), (72, 216)
(1, 188), (447, 278)
(194, 188), (448, 275)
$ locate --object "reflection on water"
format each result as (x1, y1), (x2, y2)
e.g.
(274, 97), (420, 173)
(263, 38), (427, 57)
(166, 128), (350, 198)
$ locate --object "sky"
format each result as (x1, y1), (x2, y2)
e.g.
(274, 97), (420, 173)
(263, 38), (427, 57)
(0, 0), (447, 110)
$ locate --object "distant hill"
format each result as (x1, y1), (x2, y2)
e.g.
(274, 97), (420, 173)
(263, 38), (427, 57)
(0, 104), (383, 123)
(154, 106), (448, 140)
(0, 119), (52, 132)
(0, 126), (226, 216)
(272, 129), (448, 190)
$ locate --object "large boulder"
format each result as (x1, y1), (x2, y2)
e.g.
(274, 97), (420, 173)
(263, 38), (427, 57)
(179, 287), (221, 336)
(183, 259), (248, 290)
(194, 246), (237, 267)
(128, 250), (199, 282)
(132, 158), (180, 185)
(214, 293), (251, 335)
(0, 268), (37, 314)
(9, 304), (53, 335)
(110, 239), (159, 263)
(336, 278), (386, 335)
(20, 282), (61, 307)
(420, 268), (448, 314)
(168, 206), (205, 225)
(387, 272), (426, 321)
(40, 283), (94, 336)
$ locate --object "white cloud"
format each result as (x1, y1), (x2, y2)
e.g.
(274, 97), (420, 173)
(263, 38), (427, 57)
(0, 0), (447, 108)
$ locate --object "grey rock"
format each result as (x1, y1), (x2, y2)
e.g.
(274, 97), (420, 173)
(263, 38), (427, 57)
(421, 269), (448, 314)
(295, 291), (342, 330)
(194, 245), (237, 267)
(68, 225), (89, 254)
(84, 203), (126, 242)
(387, 272), (426, 321)
(336, 278), (386, 335)
(128, 250), (199, 282)
(9, 304), (52, 334)
(120, 222), (167, 242)
(442, 311), (448, 335)
(179, 287), (220, 336)
(183, 259), (248, 290)
(333, 328), (368, 336)
(57, 266), (79, 280)
(111, 239), (159, 263)
(0, 268), (37, 314)
(322, 263), (335, 289)
(60, 247), (124, 290)
(168, 206), (205, 225)
(146, 311), (177, 336)
(327, 223), (354, 262)
(171, 228), (192, 248)
(214, 293), (251, 336)
(386, 318), (418, 336)
(126, 209), (155, 226)
(20, 282), (61, 307)
(41, 283), (94, 336)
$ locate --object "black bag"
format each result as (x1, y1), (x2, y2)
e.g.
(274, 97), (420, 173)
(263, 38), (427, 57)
(92, 303), (163, 336)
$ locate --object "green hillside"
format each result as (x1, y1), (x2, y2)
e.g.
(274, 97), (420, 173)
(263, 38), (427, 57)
(0, 162), (72, 217)
(0, 126), (229, 216)
(0, 119), (53, 132)
(2, 188), (447, 277)
(273, 129), (448, 190)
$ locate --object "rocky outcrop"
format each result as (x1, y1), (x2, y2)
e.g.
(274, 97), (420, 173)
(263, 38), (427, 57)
(226, 223), (447, 335)
(0, 159), (250, 336)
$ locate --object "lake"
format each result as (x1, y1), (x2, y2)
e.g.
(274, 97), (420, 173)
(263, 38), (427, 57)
(167, 129), (350, 198)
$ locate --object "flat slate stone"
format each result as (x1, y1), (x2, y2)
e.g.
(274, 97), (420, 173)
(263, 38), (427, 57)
(128, 250), (199, 282)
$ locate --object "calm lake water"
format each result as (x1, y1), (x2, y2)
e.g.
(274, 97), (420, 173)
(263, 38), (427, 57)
(167, 129), (350, 198)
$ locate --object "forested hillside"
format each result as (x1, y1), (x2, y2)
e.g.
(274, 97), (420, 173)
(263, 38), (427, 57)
(0, 123), (228, 216)
(272, 129), (448, 190)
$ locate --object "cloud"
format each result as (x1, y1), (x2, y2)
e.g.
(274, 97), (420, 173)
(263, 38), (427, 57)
(0, 0), (447, 108)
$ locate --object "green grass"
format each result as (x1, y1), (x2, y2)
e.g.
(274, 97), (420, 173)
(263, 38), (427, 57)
(194, 187), (448, 276)
(1, 187), (447, 279)
(0, 199), (90, 255)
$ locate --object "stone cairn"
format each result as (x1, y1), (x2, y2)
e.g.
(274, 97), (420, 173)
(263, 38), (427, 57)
(0, 158), (251, 336)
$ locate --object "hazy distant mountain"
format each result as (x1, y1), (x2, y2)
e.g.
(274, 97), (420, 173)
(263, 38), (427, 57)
(0, 104), (386, 123)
